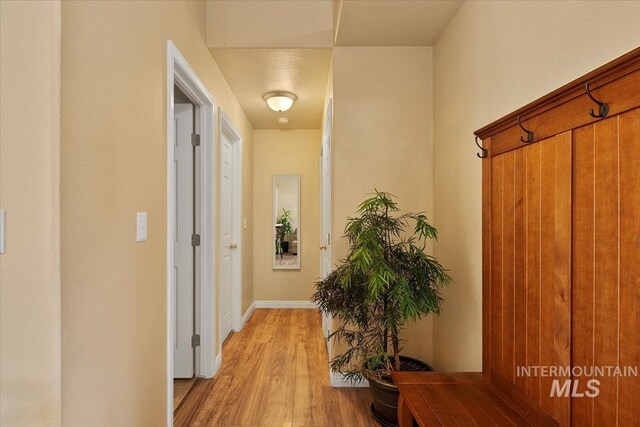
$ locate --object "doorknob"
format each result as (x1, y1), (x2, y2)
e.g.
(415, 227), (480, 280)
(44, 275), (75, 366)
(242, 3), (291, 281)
(320, 245), (327, 250)
(229, 243), (238, 249)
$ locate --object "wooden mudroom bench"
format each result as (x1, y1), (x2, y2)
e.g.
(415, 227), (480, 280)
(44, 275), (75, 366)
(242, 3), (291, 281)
(393, 47), (640, 427)
(392, 372), (556, 426)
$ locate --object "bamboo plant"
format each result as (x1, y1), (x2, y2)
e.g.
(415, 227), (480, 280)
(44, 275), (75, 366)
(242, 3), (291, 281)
(312, 190), (451, 382)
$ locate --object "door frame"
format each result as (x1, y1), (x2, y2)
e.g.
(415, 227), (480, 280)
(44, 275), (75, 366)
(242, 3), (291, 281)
(320, 99), (333, 353)
(166, 41), (216, 426)
(218, 109), (243, 351)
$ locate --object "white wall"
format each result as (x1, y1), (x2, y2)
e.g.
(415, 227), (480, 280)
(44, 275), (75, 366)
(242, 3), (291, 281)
(0, 1), (62, 425)
(432, 0), (640, 371)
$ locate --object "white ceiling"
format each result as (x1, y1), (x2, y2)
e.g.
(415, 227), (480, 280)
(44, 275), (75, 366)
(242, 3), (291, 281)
(205, 0), (464, 129)
(335, 0), (464, 46)
(210, 48), (332, 129)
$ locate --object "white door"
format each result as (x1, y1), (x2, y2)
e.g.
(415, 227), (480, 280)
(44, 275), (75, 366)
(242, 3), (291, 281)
(219, 133), (234, 343)
(320, 101), (332, 346)
(173, 103), (195, 378)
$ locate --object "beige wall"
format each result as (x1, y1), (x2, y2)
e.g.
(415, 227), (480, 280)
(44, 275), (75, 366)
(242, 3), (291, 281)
(61, 1), (253, 424)
(432, 0), (640, 372)
(0, 2), (62, 425)
(332, 47), (435, 364)
(253, 130), (321, 301)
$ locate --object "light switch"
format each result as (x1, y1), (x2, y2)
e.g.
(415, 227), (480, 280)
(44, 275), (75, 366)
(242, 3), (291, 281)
(136, 212), (147, 242)
(0, 210), (5, 254)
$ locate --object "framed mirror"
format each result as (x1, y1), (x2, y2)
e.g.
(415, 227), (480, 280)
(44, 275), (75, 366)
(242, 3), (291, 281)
(273, 175), (301, 270)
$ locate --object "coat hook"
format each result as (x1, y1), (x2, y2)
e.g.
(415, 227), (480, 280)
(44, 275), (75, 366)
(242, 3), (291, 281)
(475, 136), (488, 158)
(517, 115), (534, 144)
(585, 82), (609, 118)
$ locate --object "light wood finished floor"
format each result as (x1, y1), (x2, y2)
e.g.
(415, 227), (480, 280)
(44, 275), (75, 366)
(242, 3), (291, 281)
(174, 309), (377, 426)
(174, 377), (197, 410)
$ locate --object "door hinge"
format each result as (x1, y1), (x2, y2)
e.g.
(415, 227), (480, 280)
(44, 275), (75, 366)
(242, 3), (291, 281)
(191, 133), (200, 147)
(192, 334), (201, 348)
(327, 233), (331, 245)
(191, 234), (201, 247)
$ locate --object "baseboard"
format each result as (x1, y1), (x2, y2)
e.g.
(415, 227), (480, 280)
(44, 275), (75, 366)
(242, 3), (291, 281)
(212, 353), (222, 376)
(254, 300), (317, 309)
(239, 302), (255, 330)
(329, 369), (369, 388)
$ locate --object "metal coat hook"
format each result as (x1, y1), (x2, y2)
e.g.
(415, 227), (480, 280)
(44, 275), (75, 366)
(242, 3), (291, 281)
(517, 115), (534, 144)
(585, 82), (609, 118)
(475, 136), (488, 158)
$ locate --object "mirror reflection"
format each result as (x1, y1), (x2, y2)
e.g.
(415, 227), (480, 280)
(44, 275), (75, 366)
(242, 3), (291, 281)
(273, 175), (300, 269)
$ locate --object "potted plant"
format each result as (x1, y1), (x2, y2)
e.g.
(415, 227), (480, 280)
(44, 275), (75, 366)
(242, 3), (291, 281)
(312, 190), (451, 426)
(277, 208), (293, 254)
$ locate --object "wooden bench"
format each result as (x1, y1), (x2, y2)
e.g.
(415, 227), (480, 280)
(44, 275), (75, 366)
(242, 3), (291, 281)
(391, 372), (557, 427)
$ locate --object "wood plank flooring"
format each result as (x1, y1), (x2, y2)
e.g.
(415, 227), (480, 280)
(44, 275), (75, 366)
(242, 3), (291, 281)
(174, 377), (197, 410)
(174, 309), (377, 426)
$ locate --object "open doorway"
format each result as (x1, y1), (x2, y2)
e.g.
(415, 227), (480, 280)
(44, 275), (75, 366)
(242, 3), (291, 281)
(218, 109), (243, 347)
(320, 99), (332, 354)
(166, 41), (216, 425)
(172, 86), (198, 407)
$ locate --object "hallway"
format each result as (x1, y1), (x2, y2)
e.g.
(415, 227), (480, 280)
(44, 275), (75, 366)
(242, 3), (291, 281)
(174, 309), (376, 426)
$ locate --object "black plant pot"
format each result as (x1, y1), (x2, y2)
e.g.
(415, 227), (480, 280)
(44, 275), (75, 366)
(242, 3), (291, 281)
(281, 241), (289, 254)
(364, 356), (433, 427)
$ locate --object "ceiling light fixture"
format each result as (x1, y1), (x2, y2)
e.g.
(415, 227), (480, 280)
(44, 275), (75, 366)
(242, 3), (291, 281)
(264, 91), (297, 112)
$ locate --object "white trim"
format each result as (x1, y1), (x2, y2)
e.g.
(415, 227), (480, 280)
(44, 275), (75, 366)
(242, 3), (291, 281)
(166, 41), (217, 427)
(254, 300), (317, 309)
(329, 369), (369, 388)
(213, 353), (223, 376)
(218, 109), (244, 340)
(320, 99), (333, 352)
(239, 302), (255, 330)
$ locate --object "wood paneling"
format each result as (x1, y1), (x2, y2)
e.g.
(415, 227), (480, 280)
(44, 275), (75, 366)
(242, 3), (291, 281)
(552, 132), (572, 427)
(491, 155), (503, 377)
(480, 51), (640, 427)
(617, 108), (640, 426)
(503, 152), (515, 382)
(525, 142), (541, 403)
(489, 134), (572, 425)
(570, 123), (595, 426)
(592, 116), (619, 425)
(571, 108), (640, 426)
(482, 138), (492, 378)
(514, 148), (527, 393)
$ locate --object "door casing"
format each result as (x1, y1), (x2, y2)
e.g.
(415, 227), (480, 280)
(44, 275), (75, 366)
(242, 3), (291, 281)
(218, 109), (243, 354)
(166, 41), (217, 426)
(320, 100), (333, 353)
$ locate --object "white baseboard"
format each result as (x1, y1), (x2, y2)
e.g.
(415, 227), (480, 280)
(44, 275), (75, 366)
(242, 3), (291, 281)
(238, 302), (255, 330)
(329, 369), (369, 388)
(212, 353), (222, 376)
(254, 300), (317, 309)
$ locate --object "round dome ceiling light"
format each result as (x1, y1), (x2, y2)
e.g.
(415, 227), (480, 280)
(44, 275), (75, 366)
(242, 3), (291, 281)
(264, 91), (297, 112)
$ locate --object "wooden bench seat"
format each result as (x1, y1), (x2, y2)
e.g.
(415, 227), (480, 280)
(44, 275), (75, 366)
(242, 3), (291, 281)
(391, 372), (558, 427)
